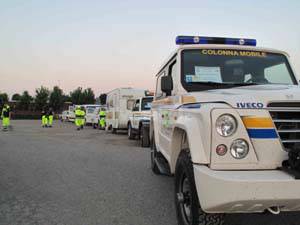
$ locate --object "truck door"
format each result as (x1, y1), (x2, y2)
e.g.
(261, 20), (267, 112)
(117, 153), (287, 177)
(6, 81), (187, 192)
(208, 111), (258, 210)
(132, 99), (140, 129)
(154, 60), (177, 156)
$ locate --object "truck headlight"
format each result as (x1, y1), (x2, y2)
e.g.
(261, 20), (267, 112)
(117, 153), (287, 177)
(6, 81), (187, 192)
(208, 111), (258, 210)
(230, 139), (249, 159)
(216, 114), (237, 137)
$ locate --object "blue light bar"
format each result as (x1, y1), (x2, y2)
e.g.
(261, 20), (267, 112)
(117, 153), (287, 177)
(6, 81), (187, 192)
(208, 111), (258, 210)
(175, 36), (257, 46)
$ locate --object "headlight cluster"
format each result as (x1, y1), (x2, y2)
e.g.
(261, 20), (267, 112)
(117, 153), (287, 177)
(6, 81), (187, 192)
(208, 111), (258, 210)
(215, 114), (249, 159)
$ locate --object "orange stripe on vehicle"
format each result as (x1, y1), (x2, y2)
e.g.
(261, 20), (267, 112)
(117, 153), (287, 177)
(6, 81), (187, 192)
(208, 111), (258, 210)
(181, 96), (196, 104)
(242, 117), (274, 128)
(152, 97), (174, 105)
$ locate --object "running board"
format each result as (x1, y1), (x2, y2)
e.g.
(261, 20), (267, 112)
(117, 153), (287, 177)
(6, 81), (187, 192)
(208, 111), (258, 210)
(154, 157), (171, 176)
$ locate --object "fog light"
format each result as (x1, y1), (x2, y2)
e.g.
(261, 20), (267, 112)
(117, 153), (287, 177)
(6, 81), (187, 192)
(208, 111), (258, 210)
(216, 144), (227, 156)
(230, 139), (249, 159)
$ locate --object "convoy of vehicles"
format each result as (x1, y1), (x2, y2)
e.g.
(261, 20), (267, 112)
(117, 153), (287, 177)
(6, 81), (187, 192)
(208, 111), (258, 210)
(127, 96), (153, 147)
(149, 36), (300, 225)
(105, 88), (146, 133)
(52, 35), (300, 225)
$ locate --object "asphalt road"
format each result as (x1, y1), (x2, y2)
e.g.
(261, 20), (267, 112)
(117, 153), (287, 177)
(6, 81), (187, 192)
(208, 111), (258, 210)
(0, 120), (300, 225)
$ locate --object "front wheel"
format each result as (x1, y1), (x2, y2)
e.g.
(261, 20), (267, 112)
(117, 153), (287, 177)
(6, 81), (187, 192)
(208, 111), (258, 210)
(175, 150), (225, 225)
(128, 123), (135, 140)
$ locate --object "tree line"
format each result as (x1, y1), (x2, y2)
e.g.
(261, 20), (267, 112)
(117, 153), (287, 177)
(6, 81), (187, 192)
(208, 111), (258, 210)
(0, 86), (106, 112)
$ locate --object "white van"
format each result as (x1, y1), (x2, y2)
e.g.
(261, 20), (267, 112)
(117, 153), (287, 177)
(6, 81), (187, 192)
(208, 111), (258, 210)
(68, 105), (75, 122)
(84, 104), (101, 125)
(106, 88), (146, 133)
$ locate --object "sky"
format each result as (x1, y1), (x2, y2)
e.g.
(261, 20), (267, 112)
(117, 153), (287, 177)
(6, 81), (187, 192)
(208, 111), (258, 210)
(0, 0), (299, 97)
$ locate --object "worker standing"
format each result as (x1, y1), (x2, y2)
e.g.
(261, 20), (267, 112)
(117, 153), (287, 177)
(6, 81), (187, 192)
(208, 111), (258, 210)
(99, 108), (106, 130)
(1, 103), (11, 131)
(41, 108), (47, 128)
(80, 106), (86, 129)
(48, 108), (54, 127)
(75, 106), (82, 130)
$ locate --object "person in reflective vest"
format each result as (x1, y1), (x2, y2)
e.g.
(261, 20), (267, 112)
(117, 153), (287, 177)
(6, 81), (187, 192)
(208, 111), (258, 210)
(99, 109), (106, 130)
(1, 104), (11, 131)
(75, 106), (82, 130)
(80, 106), (86, 129)
(41, 108), (47, 128)
(48, 108), (54, 127)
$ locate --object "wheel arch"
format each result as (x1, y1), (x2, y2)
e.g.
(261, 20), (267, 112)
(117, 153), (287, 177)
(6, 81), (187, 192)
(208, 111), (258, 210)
(170, 118), (210, 174)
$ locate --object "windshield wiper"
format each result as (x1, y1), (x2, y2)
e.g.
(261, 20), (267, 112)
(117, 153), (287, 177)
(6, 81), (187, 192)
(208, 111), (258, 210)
(190, 81), (261, 87)
(230, 82), (261, 87)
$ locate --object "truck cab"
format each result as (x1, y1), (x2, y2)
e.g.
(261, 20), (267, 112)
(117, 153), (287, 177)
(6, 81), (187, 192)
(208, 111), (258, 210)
(127, 96), (153, 147)
(150, 36), (300, 225)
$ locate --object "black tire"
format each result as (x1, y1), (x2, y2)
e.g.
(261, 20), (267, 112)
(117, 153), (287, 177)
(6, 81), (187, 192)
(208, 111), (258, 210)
(175, 150), (225, 225)
(112, 128), (117, 134)
(141, 125), (150, 147)
(128, 123), (135, 140)
(93, 123), (97, 129)
(150, 135), (161, 175)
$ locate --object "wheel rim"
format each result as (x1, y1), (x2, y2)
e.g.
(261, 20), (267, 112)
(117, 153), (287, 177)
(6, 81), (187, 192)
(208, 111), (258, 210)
(178, 173), (192, 224)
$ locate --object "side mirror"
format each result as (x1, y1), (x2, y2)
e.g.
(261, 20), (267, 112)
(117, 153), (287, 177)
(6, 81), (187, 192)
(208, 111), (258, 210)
(161, 76), (173, 95)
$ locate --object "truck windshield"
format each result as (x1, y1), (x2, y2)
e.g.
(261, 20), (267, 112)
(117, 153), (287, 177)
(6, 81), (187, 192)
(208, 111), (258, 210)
(141, 97), (153, 111)
(181, 49), (296, 92)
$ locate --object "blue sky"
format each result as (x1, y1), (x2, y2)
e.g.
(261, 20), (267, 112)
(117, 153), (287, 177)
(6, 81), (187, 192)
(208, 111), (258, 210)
(0, 0), (299, 96)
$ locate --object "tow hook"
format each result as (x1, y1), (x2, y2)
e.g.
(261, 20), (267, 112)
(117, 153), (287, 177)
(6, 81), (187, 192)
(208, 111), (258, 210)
(267, 206), (281, 215)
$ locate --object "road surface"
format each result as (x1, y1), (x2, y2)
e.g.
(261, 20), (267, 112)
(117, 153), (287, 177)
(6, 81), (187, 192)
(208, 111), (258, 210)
(0, 120), (299, 225)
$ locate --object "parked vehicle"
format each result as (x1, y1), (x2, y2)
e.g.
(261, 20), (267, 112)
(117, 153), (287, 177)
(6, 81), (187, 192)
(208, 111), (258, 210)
(68, 105), (75, 122)
(84, 105), (101, 125)
(106, 88), (146, 133)
(150, 35), (300, 225)
(90, 106), (107, 129)
(127, 96), (153, 147)
(60, 110), (69, 122)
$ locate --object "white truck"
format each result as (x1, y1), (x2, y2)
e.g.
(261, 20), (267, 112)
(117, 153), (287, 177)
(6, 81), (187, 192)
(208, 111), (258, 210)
(127, 96), (153, 147)
(106, 88), (146, 133)
(150, 35), (300, 225)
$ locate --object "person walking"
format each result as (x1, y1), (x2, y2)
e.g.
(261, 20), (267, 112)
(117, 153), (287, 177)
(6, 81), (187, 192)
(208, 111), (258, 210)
(41, 108), (47, 128)
(1, 103), (11, 131)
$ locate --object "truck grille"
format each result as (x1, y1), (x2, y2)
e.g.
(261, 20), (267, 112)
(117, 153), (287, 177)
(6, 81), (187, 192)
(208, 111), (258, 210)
(268, 102), (300, 151)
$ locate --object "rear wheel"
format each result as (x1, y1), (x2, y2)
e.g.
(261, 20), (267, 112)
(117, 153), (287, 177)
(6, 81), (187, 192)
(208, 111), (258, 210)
(140, 125), (150, 147)
(150, 135), (161, 175)
(175, 150), (225, 225)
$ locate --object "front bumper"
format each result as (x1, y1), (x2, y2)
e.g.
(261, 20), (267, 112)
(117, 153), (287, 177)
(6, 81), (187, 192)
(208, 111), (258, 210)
(194, 165), (300, 213)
